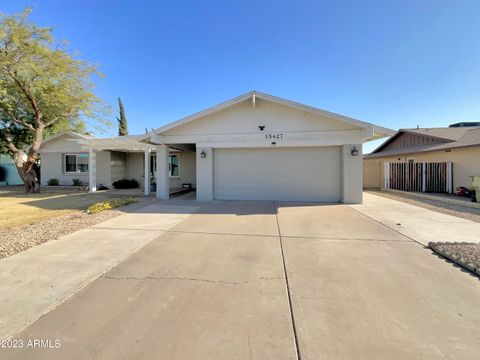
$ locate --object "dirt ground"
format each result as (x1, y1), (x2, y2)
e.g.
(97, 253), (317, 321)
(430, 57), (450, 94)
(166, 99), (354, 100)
(0, 186), (137, 229)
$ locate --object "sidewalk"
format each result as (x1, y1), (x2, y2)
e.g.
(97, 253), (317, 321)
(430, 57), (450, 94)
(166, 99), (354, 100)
(352, 193), (480, 246)
(0, 202), (199, 340)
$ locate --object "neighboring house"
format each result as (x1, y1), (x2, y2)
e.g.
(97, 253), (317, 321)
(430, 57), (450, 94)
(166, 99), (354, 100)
(364, 122), (480, 190)
(40, 91), (393, 203)
(0, 154), (24, 185)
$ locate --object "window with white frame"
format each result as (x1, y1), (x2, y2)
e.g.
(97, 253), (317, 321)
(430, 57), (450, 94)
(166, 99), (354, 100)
(169, 155), (179, 177)
(149, 154), (180, 177)
(64, 153), (89, 173)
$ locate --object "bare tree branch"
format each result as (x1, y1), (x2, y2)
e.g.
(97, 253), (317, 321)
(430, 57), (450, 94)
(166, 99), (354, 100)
(11, 117), (35, 131)
(4, 133), (20, 154)
(0, 102), (35, 131)
(3, 66), (43, 124)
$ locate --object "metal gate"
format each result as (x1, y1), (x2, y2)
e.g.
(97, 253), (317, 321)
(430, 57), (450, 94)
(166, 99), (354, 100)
(384, 162), (453, 193)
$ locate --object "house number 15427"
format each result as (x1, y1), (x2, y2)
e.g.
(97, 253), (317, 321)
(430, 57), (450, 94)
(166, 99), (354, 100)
(265, 133), (284, 139)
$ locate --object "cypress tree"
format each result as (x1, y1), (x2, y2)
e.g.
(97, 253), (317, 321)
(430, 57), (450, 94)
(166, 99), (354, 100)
(117, 97), (128, 136)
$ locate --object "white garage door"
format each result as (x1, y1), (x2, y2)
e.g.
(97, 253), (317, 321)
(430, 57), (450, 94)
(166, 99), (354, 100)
(213, 147), (341, 202)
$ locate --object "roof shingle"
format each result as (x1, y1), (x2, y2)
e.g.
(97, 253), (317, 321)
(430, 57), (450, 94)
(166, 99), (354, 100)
(366, 126), (480, 158)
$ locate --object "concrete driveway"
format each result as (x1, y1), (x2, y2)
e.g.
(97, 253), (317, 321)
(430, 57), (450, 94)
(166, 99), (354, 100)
(2, 199), (480, 359)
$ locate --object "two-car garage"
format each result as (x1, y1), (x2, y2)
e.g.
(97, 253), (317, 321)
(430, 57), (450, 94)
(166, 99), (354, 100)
(148, 91), (393, 204)
(213, 147), (341, 202)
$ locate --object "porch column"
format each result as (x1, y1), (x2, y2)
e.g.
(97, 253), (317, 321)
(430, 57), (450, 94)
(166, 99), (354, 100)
(156, 144), (169, 200)
(144, 148), (151, 196)
(196, 146), (214, 201)
(341, 144), (362, 204)
(88, 148), (97, 193)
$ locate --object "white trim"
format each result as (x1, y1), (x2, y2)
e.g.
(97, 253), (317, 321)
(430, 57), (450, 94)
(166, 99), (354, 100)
(422, 163), (427, 192)
(64, 153), (89, 174)
(156, 145), (169, 200)
(169, 154), (180, 178)
(150, 129), (365, 146)
(383, 162), (390, 190)
(141, 91), (395, 142)
(446, 161), (453, 193)
(144, 148), (151, 196)
(88, 149), (96, 193)
(196, 146), (214, 201)
(196, 140), (363, 149)
(43, 131), (93, 146)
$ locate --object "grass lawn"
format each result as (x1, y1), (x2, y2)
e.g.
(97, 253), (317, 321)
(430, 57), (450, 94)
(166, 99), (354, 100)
(0, 186), (138, 229)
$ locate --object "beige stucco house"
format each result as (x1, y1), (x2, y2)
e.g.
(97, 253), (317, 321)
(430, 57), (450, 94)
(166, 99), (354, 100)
(364, 123), (480, 190)
(39, 91), (393, 203)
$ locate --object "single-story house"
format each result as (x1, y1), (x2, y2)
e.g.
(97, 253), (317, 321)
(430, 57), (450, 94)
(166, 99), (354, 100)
(39, 91), (393, 203)
(364, 122), (480, 190)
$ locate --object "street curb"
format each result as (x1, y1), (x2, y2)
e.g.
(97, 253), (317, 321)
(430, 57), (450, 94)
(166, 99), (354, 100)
(428, 242), (480, 277)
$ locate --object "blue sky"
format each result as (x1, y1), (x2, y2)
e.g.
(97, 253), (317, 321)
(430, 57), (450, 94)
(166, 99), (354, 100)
(2, 0), (480, 153)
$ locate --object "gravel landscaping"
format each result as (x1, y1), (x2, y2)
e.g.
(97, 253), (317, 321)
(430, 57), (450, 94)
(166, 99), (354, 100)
(368, 190), (480, 223)
(0, 197), (156, 259)
(429, 242), (480, 276)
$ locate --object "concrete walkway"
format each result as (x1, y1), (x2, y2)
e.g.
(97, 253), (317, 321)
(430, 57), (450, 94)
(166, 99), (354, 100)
(0, 202), (199, 341)
(352, 192), (480, 245)
(2, 197), (480, 359)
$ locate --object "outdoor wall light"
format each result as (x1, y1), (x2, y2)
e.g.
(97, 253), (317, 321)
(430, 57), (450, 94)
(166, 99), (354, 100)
(259, 125), (265, 131)
(351, 146), (359, 156)
(200, 150), (207, 158)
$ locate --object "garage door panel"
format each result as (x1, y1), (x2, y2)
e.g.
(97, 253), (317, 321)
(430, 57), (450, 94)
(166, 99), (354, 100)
(213, 147), (341, 202)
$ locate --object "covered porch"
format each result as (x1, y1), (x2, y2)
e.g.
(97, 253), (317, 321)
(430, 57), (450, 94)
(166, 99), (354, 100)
(152, 143), (197, 200)
(79, 137), (196, 197)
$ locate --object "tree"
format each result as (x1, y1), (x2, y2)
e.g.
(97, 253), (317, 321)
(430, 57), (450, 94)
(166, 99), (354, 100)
(116, 97), (128, 136)
(0, 8), (108, 192)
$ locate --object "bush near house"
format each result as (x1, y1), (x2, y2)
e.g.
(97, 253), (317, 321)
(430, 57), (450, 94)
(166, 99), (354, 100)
(47, 178), (59, 186)
(72, 179), (82, 186)
(87, 197), (137, 214)
(112, 179), (139, 189)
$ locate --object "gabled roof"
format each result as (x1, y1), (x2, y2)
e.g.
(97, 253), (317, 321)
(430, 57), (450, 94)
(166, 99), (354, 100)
(41, 131), (94, 146)
(141, 91), (394, 141)
(403, 127), (474, 141)
(366, 126), (480, 158)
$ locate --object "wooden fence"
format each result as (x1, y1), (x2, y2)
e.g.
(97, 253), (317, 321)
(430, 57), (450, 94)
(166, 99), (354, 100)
(384, 162), (453, 193)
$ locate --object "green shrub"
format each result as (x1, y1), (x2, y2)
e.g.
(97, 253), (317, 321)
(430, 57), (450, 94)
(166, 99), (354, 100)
(72, 178), (82, 186)
(47, 178), (59, 186)
(87, 197), (137, 214)
(112, 179), (139, 189)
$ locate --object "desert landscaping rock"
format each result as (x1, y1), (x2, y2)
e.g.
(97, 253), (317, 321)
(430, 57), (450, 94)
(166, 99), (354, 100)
(429, 242), (480, 275)
(0, 197), (156, 259)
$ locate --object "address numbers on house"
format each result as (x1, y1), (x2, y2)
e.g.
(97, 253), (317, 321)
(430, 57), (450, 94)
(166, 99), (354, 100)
(265, 133), (284, 139)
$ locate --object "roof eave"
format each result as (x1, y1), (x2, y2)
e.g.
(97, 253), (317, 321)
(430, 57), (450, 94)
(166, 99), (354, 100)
(142, 91), (394, 141)
(41, 131), (93, 146)
(365, 143), (480, 158)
